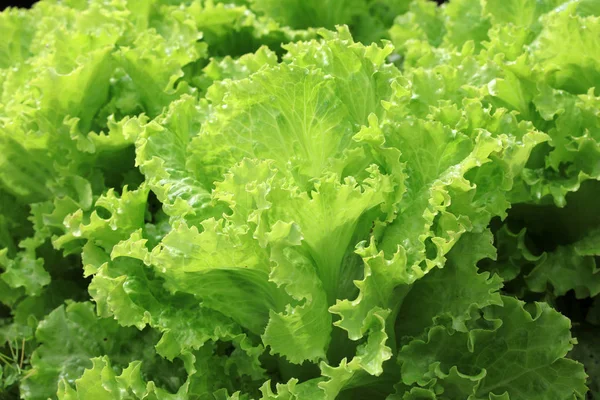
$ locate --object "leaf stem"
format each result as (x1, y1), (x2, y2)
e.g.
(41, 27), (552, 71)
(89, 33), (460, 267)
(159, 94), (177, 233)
(19, 339), (25, 369)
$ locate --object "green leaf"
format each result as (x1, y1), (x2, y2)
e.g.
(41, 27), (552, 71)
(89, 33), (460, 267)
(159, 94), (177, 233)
(319, 308), (393, 399)
(443, 0), (491, 50)
(395, 231), (502, 341)
(134, 96), (220, 227)
(85, 236), (245, 361)
(53, 184), (149, 254)
(57, 356), (185, 400)
(190, 27), (400, 189)
(182, 1), (313, 58)
(530, 3), (600, 93)
(525, 228), (600, 298)
(20, 302), (141, 400)
(569, 327), (600, 400)
(249, 0), (369, 30)
(399, 296), (588, 400)
(389, 0), (445, 49)
(0, 249), (50, 297)
(58, 339), (266, 399)
(0, 7), (34, 68)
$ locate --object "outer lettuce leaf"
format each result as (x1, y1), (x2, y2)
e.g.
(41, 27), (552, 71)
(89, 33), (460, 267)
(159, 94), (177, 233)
(259, 307), (394, 399)
(0, 249), (50, 297)
(569, 327), (600, 399)
(87, 240), (244, 360)
(203, 45), (279, 81)
(479, 224), (537, 284)
(19, 302), (142, 400)
(58, 348), (261, 400)
(394, 232), (502, 341)
(330, 97), (543, 354)
(133, 96), (219, 227)
(0, 7), (34, 68)
(0, 280), (87, 346)
(318, 307), (394, 399)
(530, 3), (600, 94)
(525, 228), (600, 299)
(481, 216), (600, 300)
(181, 0), (315, 58)
(398, 296), (588, 400)
(53, 184), (149, 255)
(149, 217), (281, 336)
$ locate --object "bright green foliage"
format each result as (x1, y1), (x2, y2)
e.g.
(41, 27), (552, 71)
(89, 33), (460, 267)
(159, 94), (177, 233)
(0, 0), (598, 399)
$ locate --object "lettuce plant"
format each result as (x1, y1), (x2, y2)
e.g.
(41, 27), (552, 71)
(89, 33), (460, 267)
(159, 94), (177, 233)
(0, 0), (598, 399)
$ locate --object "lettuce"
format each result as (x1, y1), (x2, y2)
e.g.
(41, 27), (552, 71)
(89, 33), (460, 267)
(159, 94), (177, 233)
(0, 0), (598, 399)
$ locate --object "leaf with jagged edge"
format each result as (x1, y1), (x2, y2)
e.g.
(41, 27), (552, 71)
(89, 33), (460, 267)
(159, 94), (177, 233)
(525, 228), (600, 299)
(569, 327), (600, 399)
(177, 0), (314, 59)
(318, 308), (393, 398)
(53, 184), (149, 254)
(260, 220), (332, 364)
(477, 224), (537, 284)
(330, 113), (532, 343)
(20, 302), (142, 400)
(398, 296), (588, 400)
(134, 96), (230, 228)
(214, 157), (393, 363)
(395, 231), (502, 342)
(188, 26), (402, 190)
(199, 46), (279, 93)
(58, 338), (266, 400)
(259, 307), (394, 399)
(377, 97), (546, 270)
(57, 355), (188, 400)
(149, 215), (287, 336)
(133, 47), (293, 227)
(282, 26), (397, 125)
(190, 62), (353, 190)
(249, 0), (369, 30)
(0, 248), (50, 297)
(529, 2), (600, 94)
(83, 233), (245, 361)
